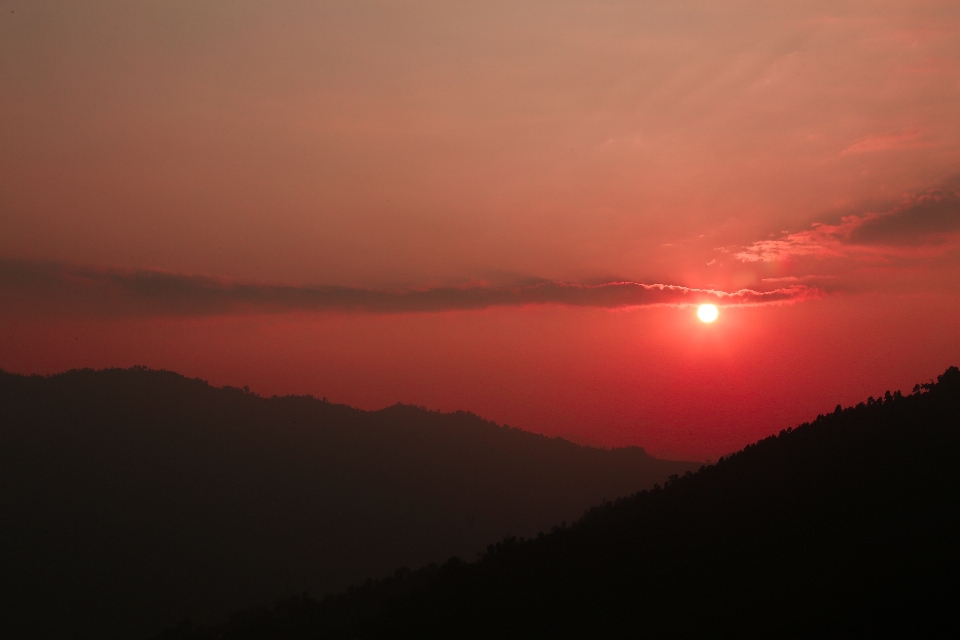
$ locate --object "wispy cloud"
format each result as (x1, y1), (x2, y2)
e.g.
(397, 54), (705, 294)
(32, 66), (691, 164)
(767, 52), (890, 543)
(734, 180), (960, 263)
(0, 259), (817, 317)
(840, 130), (934, 155)
(733, 219), (856, 263)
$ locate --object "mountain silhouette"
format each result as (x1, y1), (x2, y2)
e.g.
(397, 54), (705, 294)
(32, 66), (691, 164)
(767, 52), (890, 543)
(155, 367), (960, 639)
(0, 367), (698, 639)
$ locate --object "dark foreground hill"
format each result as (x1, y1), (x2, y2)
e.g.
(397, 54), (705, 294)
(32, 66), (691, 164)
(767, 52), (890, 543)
(0, 367), (698, 640)
(159, 367), (960, 639)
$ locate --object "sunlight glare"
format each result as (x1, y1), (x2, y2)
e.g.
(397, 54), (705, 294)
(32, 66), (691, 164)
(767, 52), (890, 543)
(697, 304), (718, 323)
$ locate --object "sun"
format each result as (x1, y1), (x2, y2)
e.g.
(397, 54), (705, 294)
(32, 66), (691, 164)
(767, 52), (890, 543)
(697, 304), (718, 323)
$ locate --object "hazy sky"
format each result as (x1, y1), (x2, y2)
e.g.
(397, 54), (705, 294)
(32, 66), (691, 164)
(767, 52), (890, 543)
(3, 1), (959, 458)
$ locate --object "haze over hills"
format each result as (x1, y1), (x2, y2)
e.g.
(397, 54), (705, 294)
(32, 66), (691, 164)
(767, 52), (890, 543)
(3, 4), (959, 640)
(158, 367), (960, 639)
(0, 367), (699, 640)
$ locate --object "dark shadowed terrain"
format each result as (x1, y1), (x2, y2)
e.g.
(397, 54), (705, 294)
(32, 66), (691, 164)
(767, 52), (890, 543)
(158, 367), (960, 639)
(0, 367), (698, 639)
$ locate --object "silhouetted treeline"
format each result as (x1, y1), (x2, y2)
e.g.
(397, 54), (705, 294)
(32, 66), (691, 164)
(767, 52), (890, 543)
(0, 367), (697, 639)
(157, 367), (960, 639)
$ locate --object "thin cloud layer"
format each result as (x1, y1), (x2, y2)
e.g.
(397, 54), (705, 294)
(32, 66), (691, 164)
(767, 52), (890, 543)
(840, 130), (934, 156)
(0, 260), (817, 317)
(734, 181), (960, 263)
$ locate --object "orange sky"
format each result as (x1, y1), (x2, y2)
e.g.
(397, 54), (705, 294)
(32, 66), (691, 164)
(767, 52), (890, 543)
(2, 1), (960, 458)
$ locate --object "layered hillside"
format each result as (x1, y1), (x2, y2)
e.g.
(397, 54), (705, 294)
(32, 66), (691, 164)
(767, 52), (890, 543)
(0, 367), (697, 639)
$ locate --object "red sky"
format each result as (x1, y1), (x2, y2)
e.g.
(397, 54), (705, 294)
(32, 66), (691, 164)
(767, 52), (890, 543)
(2, 1), (960, 459)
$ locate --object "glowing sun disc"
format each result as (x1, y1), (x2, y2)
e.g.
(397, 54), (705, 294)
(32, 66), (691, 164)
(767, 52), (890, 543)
(697, 304), (718, 323)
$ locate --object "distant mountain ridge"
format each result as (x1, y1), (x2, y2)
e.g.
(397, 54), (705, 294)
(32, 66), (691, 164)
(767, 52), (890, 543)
(158, 366), (960, 639)
(0, 367), (699, 639)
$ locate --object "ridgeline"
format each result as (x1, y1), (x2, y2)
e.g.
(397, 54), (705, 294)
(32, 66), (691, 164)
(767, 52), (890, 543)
(0, 367), (697, 639)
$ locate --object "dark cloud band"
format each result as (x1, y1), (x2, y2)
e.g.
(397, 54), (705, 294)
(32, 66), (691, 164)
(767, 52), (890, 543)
(0, 259), (817, 316)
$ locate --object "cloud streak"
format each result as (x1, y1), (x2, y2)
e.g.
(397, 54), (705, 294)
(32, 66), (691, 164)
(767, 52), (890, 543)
(0, 259), (817, 317)
(840, 130), (934, 155)
(734, 180), (960, 263)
